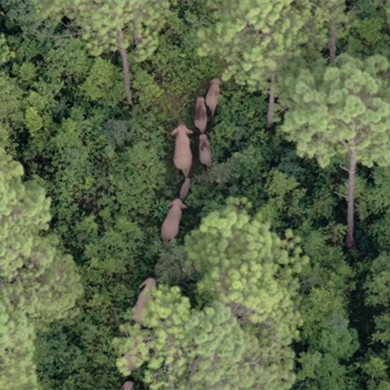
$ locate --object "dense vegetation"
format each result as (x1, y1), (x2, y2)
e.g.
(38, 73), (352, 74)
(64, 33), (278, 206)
(3, 0), (390, 389)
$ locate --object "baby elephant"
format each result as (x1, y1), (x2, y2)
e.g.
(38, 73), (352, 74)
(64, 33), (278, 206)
(199, 134), (212, 168)
(194, 97), (207, 133)
(179, 178), (191, 200)
(161, 198), (187, 242)
(171, 125), (193, 178)
(206, 78), (222, 116)
(134, 278), (157, 326)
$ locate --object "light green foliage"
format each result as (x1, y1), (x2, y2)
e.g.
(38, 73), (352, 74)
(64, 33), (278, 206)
(185, 200), (307, 388)
(0, 33), (16, 64)
(115, 201), (309, 390)
(114, 286), (192, 379)
(81, 58), (126, 106)
(282, 54), (390, 168)
(19, 62), (37, 82)
(24, 107), (43, 136)
(186, 199), (308, 328)
(33, 0), (176, 60)
(0, 73), (25, 124)
(181, 302), (260, 390)
(197, 0), (311, 90)
(115, 286), (286, 390)
(0, 149), (83, 389)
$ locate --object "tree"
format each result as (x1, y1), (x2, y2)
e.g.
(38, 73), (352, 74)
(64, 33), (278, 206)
(185, 198), (309, 390)
(363, 252), (390, 390)
(280, 53), (390, 248)
(298, 314), (359, 390)
(197, 0), (312, 126)
(303, 0), (350, 64)
(32, 0), (177, 104)
(114, 286), (265, 390)
(0, 148), (83, 389)
(114, 199), (309, 390)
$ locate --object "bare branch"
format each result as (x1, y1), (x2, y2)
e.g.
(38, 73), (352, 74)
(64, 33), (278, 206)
(334, 191), (347, 200)
(339, 139), (349, 148)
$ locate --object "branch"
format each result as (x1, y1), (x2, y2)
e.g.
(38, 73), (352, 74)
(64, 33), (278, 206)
(334, 191), (347, 200)
(45, 32), (83, 39)
(339, 139), (348, 148)
(117, 28), (133, 105)
(339, 164), (349, 172)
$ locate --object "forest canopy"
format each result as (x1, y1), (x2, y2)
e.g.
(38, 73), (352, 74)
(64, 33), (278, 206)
(2, 1), (390, 389)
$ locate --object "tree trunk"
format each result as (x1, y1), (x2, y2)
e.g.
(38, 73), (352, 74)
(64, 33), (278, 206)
(346, 150), (357, 248)
(329, 5), (338, 64)
(267, 73), (276, 127)
(117, 28), (133, 105)
(329, 23), (337, 64)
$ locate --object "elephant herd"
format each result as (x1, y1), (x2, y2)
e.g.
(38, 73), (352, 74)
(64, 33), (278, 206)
(121, 78), (222, 390)
(160, 77), (222, 243)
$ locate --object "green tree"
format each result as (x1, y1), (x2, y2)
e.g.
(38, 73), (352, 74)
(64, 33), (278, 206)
(297, 288), (360, 390)
(281, 54), (390, 248)
(363, 252), (390, 390)
(0, 149), (83, 389)
(114, 286), (267, 390)
(33, 0), (177, 104)
(114, 200), (309, 390)
(197, 0), (312, 125)
(303, 0), (351, 64)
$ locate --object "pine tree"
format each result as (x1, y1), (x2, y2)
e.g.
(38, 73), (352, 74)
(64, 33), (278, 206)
(281, 54), (390, 248)
(114, 199), (309, 390)
(197, 0), (312, 126)
(32, 0), (176, 104)
(0, 149), (83, 389)
(305, 0), (350, 64)
(185, 198), (309, 387)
